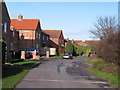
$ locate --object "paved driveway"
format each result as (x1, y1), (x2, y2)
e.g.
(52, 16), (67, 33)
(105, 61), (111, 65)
(15, 56), (115, 88)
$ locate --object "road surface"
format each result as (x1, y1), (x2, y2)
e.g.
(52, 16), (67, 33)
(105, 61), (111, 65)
(15, 56), (116, 88)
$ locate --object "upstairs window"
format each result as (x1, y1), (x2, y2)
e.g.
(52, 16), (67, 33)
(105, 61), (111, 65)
(4, 23), (7, 33)
(43, 35), (45, 40)
(39, 34), (41, 39)
(10, 43), (13, 50)
(47, 36), (49, 41)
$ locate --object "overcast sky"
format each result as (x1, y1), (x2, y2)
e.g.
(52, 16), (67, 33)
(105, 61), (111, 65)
(6, 2), (118, 41)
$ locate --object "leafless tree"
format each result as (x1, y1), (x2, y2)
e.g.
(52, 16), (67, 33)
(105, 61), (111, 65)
(90, 16), (119, 65)
(90, 16), (118, 40)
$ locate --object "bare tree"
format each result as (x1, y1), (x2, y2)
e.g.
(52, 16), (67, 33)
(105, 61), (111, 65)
(90, 16), (117, 40)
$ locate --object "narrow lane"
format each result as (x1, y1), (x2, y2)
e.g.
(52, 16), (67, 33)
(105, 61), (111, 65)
(15, 56), (115, 88)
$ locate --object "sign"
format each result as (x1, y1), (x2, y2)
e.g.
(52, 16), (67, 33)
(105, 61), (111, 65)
(50, 48), (56, 55)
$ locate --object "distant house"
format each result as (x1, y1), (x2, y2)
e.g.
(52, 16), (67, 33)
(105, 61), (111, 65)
(85, 40), (100, 46)
(11, 15), (42, 54)
(42, 30), (65, 54)
(73, 40), (87, 47)
(65, 39), (86, 47)
(1, 0), (12, 63)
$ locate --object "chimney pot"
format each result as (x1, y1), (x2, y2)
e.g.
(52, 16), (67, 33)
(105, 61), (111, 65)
(18, 14), (23, 21)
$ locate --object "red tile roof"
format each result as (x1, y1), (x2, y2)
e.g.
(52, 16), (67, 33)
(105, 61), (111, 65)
(41, 30), (50, 36)
(85, 40), (100, 43)
(42, 30), (62, 38)
(10, 19), (39, 30)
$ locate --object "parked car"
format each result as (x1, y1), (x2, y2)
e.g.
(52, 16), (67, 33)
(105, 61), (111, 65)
(16, 48), (39, 59)
(62, 53), (73, 59)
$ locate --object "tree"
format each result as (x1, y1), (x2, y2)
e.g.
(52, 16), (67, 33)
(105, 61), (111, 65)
(90, 16), (119, 65)
(76, 45), (84, 56)
(65, 41), (74, 54)
(90, 16), (117, 40)
(84, 46), (92, 56)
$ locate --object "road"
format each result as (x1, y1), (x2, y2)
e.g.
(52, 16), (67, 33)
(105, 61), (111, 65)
(15, 56), (116, 88)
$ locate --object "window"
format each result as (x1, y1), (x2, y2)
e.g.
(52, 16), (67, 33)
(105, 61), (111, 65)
(36, 43), (39, 49)
(47, 36), (49, 41)
(39, 34), (41, 39)
(43, 35), (45, 40)
(10, 43), (13, 50)
(4, 23), (7, 32)
(36, 32), (38, 39)
(13, 31), (15, 38)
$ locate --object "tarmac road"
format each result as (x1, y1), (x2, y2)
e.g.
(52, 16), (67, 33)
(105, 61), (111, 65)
(15, 56), (116, 89)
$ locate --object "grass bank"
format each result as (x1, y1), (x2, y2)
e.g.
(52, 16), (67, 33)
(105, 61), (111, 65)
(49, 56), (62, 59)
(85, 58), (119, 87)
(2, 60), (40, 89)
(41, 55), (62, 59)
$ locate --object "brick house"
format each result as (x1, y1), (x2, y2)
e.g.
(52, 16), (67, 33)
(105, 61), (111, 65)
(73, 40), (87, 47)
(1, 0), (13, 63)
(65, 39), (86, 47)
(85, 40), (100, 47)
(40, 30), (50, 55)
(42, 30), (65, 54)
(11, 15), (42, 54)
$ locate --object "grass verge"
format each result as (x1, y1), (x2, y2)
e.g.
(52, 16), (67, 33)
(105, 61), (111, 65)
(2, 60), (40, 89)
(49, 56), (62, 59)
(85, 58), (119, 87)
(87, 67), (119, 87)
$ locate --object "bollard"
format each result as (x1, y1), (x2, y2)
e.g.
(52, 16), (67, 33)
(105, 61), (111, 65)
(33, 51), (37, 59)
(46, 51), (50, 58)
(21, 51), (25, 60)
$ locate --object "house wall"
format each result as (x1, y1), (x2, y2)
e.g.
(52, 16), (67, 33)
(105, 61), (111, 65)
(15, 21), (42, 55)
(9, 30), (19, 51)
(58, 32), (65, 47)
(35, 22), (41, 53)
(2, 2), (12, 61)
(17, 29), (35, 49)
(41, 32), (49, 47)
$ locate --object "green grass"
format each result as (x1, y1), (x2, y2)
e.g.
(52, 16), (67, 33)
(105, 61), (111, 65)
(49, 56), (62, 59)
(12, 60), (40, 65)
(87, 67), (119, 87)
(2, 60), (40, 89)
(85, 58), (119, 87)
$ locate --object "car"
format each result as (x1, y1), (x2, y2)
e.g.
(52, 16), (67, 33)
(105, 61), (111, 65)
(16, 48), (39, 59)
(62, 53), (73, 59)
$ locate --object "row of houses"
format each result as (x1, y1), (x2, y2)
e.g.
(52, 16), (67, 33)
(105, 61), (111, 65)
(1, 1), (99, 62)
(1, 1), (66, 61)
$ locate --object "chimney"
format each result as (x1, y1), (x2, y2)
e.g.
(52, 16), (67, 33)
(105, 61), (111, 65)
(18, 14), (23, 21)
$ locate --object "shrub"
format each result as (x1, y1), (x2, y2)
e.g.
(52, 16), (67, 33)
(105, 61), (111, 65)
(93, 58), (118, 75)
(65, 41), (74, 54)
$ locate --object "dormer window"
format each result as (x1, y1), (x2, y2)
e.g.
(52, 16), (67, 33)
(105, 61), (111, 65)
(4, 23), (7, 33)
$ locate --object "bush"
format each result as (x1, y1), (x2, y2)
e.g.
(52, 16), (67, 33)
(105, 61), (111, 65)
(93, 58), (118, 75)
(65, 41), (74, 54)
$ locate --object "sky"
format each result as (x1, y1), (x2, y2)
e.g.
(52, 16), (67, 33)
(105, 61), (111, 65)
(5, 2), (118, 41)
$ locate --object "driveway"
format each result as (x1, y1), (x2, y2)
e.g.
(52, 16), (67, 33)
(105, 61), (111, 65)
(15, 56), (116, 88)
